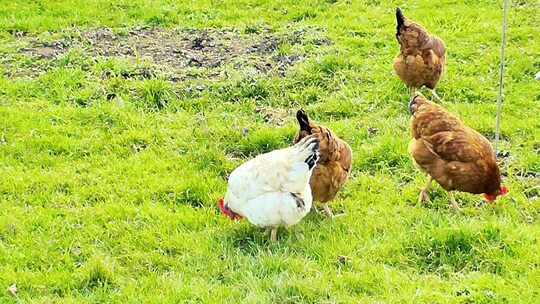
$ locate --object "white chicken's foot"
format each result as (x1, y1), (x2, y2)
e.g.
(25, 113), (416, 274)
(418, 176), (432, 204)
(270, 228), (278, 242)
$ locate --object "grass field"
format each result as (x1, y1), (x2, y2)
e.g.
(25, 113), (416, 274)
(1, 0), (539, 303)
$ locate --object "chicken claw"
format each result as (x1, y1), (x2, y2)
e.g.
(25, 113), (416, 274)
(417, 176), (432, 204)
(418, 189), (431, 204)
(322, 203), (334, 217)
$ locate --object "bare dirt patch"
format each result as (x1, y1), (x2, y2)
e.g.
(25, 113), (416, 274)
(4, 27), (331, 81)
(21, 40), (71, 59)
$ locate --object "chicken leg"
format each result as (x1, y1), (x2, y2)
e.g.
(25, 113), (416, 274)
(430, 89), (442, 102)
(270, 227), (278, 242)
(317, 203), (346, 218)
(409, 87), (416, 98)
(418, 176), (432, 204)
(448, 192), (461, 211)
(322, 203), (334, 217)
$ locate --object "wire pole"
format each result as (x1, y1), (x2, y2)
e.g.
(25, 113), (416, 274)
(495, 0), (510, 155)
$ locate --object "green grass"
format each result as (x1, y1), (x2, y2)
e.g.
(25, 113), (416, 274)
(1, 0), (539, 303)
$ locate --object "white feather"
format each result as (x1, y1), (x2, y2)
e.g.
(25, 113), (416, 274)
(224, 136), (319, 228)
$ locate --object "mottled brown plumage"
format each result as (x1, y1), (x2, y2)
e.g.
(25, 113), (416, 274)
(408, 95), (507, 208)
(294, 110), (352, 217)
(394, 8), (446, 96)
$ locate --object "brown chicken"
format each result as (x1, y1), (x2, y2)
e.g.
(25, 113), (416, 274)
(294, 109), (352, 217)
(408, 95), (508, 209)
(394, 7), (446, 100)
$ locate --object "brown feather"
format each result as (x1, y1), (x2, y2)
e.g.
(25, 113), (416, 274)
(409, 96), (502, 196)
(294, 111), (352, 203)
(394, 9), (446, 90)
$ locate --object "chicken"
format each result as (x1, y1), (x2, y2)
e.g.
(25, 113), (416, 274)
(219, 136), (320, 242)
(294, 109), (352, 217)
(408, 95), (508, 209)
(394, 7), (446, 101)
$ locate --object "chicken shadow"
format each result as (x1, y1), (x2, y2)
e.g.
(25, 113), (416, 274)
(412, 190), (486, 211)
(217, 225), (281, 255)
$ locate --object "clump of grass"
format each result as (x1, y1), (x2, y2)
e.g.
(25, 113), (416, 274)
(145, 12), (175, 27)
(37, 68), (99, 105)
(137, 79), (174, 111)
(213, 76), (270, 103)
(292, 11), (318, 22)
(77, 255), (117, 290)
(244, 24), (264, 34)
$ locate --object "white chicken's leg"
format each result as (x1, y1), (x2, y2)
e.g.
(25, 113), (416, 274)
(418, 176), (432, 204)
(270, 228), (278, 242)
(431, 89), (442, 102)
(449, 192), (461, 211)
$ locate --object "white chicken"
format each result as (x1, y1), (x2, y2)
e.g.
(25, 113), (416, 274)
(219, 136), (320, 242)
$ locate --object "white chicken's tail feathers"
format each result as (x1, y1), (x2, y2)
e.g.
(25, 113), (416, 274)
(293, 136), (320, 170)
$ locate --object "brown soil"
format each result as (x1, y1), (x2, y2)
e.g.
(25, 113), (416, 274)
(7, 27), (331, 81)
